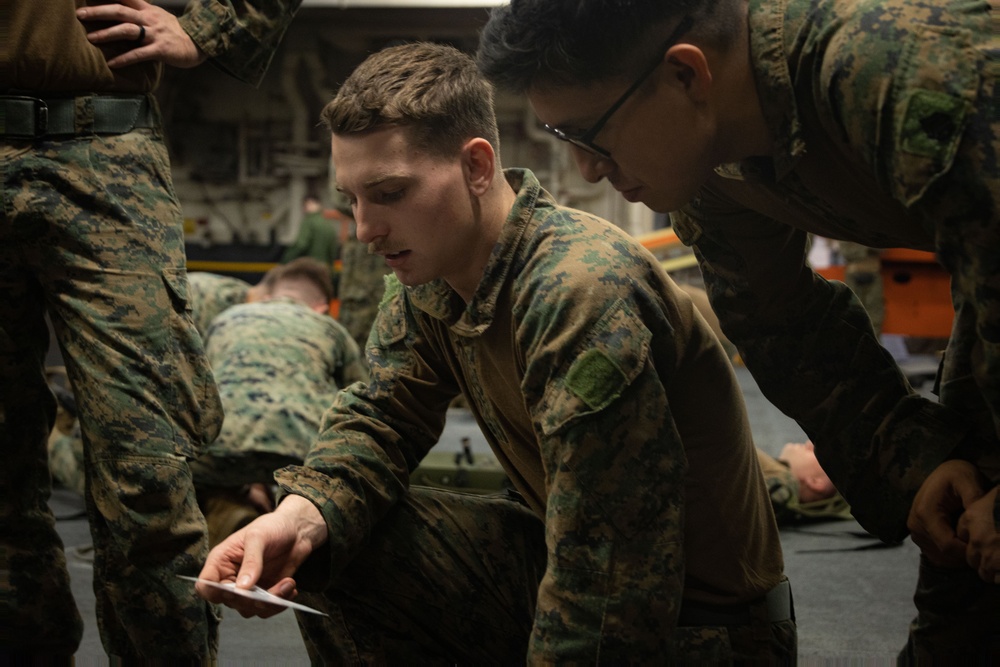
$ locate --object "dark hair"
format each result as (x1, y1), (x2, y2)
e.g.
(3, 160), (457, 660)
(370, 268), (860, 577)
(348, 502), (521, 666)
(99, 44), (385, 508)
(320, 42), (501, 158)
(477, 0), (742, 92)
(275, 257), (335, 304)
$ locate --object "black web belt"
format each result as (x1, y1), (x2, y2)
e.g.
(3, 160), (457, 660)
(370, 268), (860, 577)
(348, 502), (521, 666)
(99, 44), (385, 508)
(0, 94), (155, 137)
(678, 579), (793, 627)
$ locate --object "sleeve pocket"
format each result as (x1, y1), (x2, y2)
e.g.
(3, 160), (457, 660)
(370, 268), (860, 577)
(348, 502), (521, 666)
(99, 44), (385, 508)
(889, 24), (980, 205)
(533, 300), (652, 437)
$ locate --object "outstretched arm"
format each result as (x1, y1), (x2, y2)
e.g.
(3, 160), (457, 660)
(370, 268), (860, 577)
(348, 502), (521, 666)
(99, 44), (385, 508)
(196, 495), (328, 618)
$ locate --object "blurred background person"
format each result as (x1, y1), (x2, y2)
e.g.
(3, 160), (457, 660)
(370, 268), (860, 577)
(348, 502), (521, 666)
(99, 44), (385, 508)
(187, 269), (276, 340)
(282, 195), (341, 288)
(189, 258), (366, 546)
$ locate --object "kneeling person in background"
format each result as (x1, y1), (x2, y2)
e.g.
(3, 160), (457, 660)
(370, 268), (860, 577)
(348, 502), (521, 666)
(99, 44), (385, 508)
(192, 258), (366, 546)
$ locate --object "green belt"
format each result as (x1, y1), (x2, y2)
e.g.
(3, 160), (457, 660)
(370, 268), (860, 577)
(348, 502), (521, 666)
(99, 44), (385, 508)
(677, 579), (794, 627)
(0, 94), (156, 137)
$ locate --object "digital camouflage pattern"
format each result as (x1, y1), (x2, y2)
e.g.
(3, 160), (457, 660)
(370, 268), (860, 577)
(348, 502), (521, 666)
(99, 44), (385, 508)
(190, 298), (366, 489)
(668, 0), (998, 656)
(274, 169), (792, 662)
(2, 0), (302, 659)
(336, 232), (392, 351)
(292, 488), (796, 665)
(187, 272), (252, 340)
(672, 0), (999, 545)
(1, 125), (222, 660)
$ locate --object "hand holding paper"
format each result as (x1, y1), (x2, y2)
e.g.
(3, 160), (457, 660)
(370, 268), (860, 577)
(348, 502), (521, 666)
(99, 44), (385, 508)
(193, 495), (330, 619)
(179, 576), (327, 616)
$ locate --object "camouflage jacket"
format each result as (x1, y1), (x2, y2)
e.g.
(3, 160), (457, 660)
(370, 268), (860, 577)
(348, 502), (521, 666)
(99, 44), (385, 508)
(4, 0), (301, 92)
(671, 0), (998, 542)
(276, 169), (783, 660)
(177, 0), (303, 86)
(187, 272), (252, 340)
(204, 298), (365, 460)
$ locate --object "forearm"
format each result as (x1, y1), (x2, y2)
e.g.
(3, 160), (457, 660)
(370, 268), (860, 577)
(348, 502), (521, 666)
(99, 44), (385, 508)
(274, 339), (453, 586)
(737, 280), (966, 540)
(178, 0), (302, 85)
(674, 205), (969, 541)
(273, 428), (409, 588)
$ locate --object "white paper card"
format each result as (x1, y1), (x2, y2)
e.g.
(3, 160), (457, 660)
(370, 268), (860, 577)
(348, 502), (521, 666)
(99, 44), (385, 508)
(178, 575), (328, 616)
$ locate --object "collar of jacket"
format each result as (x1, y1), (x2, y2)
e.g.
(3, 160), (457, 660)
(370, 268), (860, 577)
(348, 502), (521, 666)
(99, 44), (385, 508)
(406, 168), (545, 337)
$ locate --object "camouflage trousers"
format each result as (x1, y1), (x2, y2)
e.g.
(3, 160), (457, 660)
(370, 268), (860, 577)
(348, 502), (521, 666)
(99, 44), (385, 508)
(898, 555), (1000, 664)
(293, 486), (796, 664)
(0, 119), (223, 661)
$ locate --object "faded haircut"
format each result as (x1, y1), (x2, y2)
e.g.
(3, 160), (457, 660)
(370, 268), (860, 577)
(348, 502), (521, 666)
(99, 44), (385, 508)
(274, 257), (335, 305)
(320, 42), (501, 159)
(477, 0), (744, 92)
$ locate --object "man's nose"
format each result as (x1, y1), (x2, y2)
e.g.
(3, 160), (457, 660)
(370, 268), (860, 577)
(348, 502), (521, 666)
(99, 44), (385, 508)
(571, 146), (615, 183)
(354, 205), (383, 244)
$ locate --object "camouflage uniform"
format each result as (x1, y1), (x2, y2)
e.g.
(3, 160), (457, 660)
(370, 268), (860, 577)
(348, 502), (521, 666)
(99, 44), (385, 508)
(0, 0), (300, 660)
(670, 0), (998, 657)
(187, 272), (252, 340)
(336, 229), (392, 351)
(275, 169), (795, 663)
(189, 298), (366, 489)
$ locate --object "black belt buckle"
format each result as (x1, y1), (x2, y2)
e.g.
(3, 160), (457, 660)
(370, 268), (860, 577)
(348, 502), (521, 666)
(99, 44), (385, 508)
(1, 95), (48, 137)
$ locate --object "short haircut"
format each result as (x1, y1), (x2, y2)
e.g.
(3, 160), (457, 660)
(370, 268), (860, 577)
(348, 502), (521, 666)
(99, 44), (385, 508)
(477, 0), (743, 92)
(274, 257), (335, 305)
(257, 263), (284, 294)
(320, 42), (501, 159)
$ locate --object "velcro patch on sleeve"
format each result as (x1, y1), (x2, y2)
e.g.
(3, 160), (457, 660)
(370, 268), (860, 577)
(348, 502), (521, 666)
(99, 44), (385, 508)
(899, 89), (965, 159)
(564, 348), (627, 411)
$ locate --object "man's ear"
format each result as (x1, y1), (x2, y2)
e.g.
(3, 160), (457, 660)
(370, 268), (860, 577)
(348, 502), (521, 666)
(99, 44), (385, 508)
(803, 474), (824, 494)
(664, 44), (713, 103)
(461, 138), (496, 196)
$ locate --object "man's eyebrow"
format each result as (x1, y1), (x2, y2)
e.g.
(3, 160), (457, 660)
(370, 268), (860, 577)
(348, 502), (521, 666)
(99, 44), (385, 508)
(335, 173), (404, 195)
(362, 173), (406, 189)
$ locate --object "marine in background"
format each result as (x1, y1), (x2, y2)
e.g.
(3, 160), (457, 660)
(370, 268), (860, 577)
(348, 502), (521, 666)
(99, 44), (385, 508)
(191, 258), (366, 546)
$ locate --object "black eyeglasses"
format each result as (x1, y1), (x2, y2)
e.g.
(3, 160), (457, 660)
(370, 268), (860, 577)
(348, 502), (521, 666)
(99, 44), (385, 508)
(542, 16), (694, 159)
